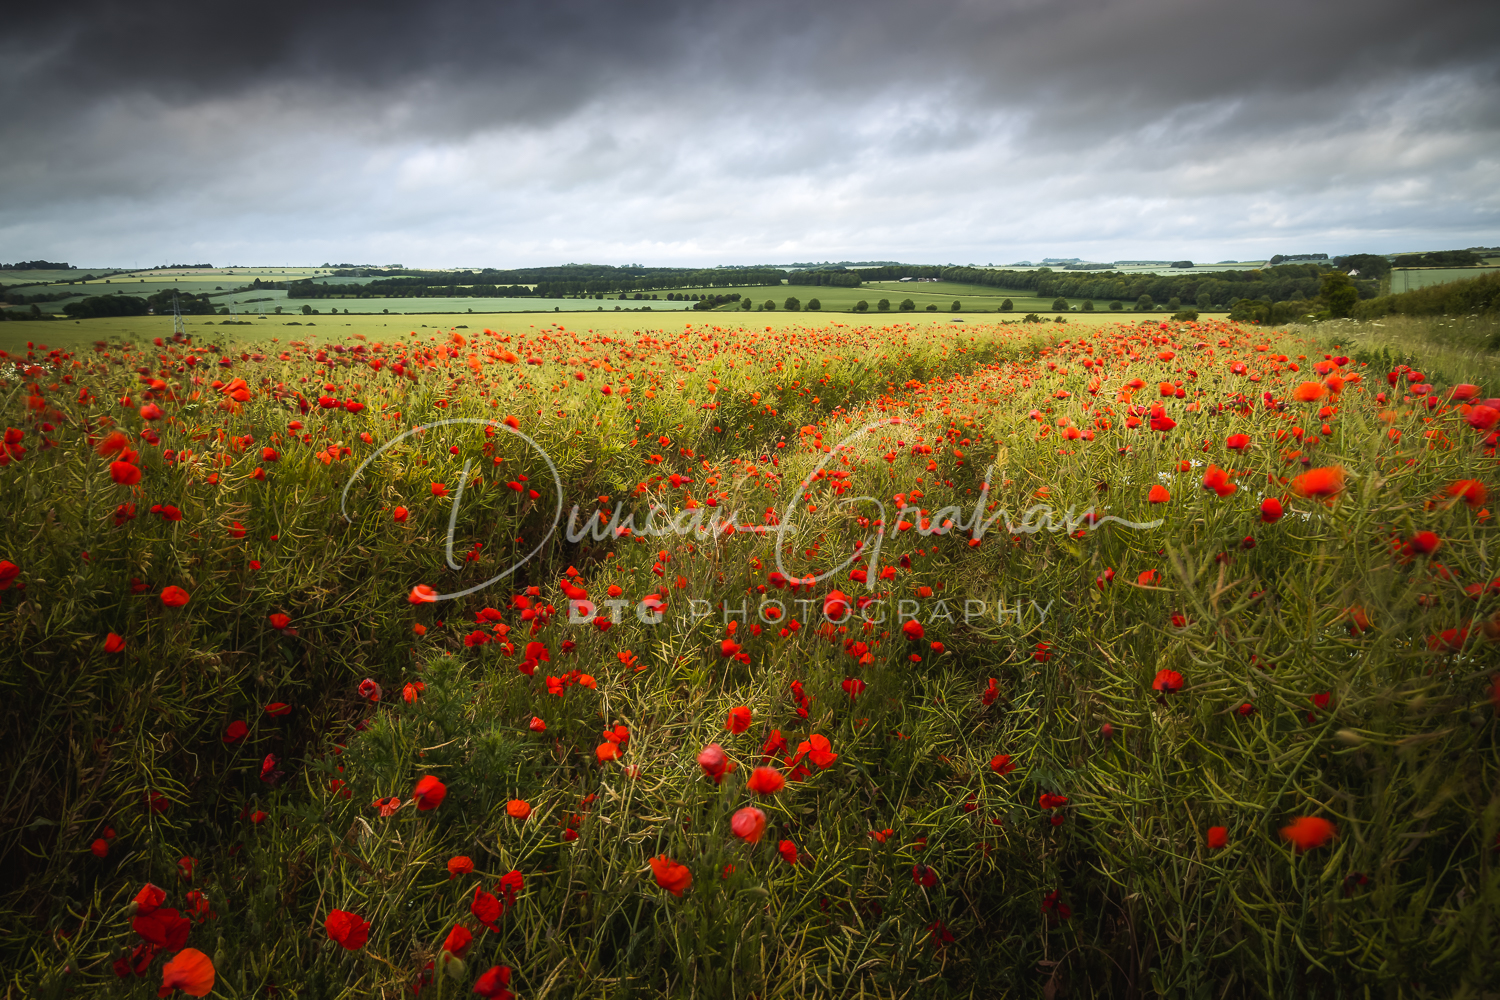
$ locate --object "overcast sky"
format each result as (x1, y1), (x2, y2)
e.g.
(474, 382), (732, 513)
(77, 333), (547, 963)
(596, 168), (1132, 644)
(2, 0), (1497, 269)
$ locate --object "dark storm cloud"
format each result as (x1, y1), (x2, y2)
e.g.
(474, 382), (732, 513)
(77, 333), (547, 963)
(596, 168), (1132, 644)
(1, 0), (1496, 265)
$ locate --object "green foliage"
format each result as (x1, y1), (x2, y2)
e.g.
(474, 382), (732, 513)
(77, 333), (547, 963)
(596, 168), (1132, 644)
(807, 299), (820, 311)
(899, 299), (915, 311)
(1081, 300), (1094, 312)
(1352, 268), (1500, 321)
(1322, 271), (1360, 318)
(854, 300), (868, 312)
(877, 299), (890, 311)
(1000, 299), (1012, 312)
(1052, 297), (1068, 312)
(1135, 294), (1154, 312)
(950, 301), (960, 312)
(1109, 300), (1123, 311)
(783, 297), (800, 312)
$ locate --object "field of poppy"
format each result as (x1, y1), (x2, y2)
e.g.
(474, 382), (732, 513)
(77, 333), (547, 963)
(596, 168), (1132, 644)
(1, 313), (1498, 998)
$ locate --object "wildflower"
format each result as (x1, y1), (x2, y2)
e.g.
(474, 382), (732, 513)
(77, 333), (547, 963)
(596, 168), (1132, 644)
(1201, 465), (1237, 497)
(726, 705), (752, 733)
(1148, 484), (1171, 504)
(1448, 479), (1488, 507)
(268, 613), (291, 631)
(1290, 466), (1345, 499)
(265, 702), (291, 717)
(1206, 826), (1228, 849)
(357, 678), (381, 702)
(392, 506), (409, 522)
(409, 584), (438, 604)
(325, 909), (370, 950)
(1260, 497), (1284, 523)
(596, 742), (620, 763)
(159, 948), (215, 997)
(372, 796), (402, 818)
(1041, 890), (1072, 922)
(1280, 815), (1337, 852)
(1226, 433), (1251, 451)
(412, 775), (447, 811)
(473, 965), (514, 1000)
(697, 744), (735, 784)
(431, 482), (449, 498)
(901, 620), (925, 641)
(989, 754), (1016, 776)
(1152, 669), (1184, 693)
(92, 838), (109, 857)
(777, 840), (800, 866)
(222, 720), (247, 742)
(160, 585), (190, 608)
(448, 856), (475, 880)
(528, 716), (546, 732)
(746, 766), (786, 795)
(731, 806), (767, 844)
(911, 863), (937, 888)
(506, 799), (531, 820)
(110, 461), (143, 486)
(104, 632), (126, 653)
(649, 855), (692, 896)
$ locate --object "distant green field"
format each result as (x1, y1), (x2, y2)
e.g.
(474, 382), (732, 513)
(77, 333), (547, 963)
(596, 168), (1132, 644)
(1387, 266), (1500, 294)
(716, 279), (1129, 313)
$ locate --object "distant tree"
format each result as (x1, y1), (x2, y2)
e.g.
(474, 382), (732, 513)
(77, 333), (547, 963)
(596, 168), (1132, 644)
(878, 299), (891, 311)
(1052, 297), (1068, 312)
(1333, 253), (1392, 279)
(1000, 298), (1013, 311)
(763, 300), (776, 311)
(854, 300), (868, 312)
(1171, 260), (1194, 269)
(1320, 270), (1359, 317)
(1082, 300), (1094, 311)
(740, 298), (752, 310)
(1168, 296), (1181, 312)
(1135, 294), (1154, 311)
(1109, 300), (1123, 311)
(784, 296), (800, 311)
(950, 300), (961, 311)
(302, 304), (312, 315)
(1196, 292), (1211, 310)
(925, 303), (936, 311)
(807, 298), (821, 310)
(899, 299), (915, 311)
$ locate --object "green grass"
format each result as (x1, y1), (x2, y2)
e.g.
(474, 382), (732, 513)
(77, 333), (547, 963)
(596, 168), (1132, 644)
(1, 314), (1498, 998)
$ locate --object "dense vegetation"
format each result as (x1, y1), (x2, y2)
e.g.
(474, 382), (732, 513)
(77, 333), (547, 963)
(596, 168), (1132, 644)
(1353, 269), (1500, 325)
(1, 314), (1498, 998)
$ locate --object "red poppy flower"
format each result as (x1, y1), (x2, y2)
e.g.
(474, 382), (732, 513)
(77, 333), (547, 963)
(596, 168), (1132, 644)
(1039, 793), (1069, 811)
(159, 948), (215, 997)
(357, 678), (382, 702)
(325, 909), (370, 950)
(746, 766), (786, 795)
(0, 560), (18, 590)
(1201, 465), (1237, 497)
(822, 589), (851, 621)
(104, 631), (126, 653)
(777, 840), (800, 866)
(726, 706), (752, 733)
(447, 856), (474, 880)
(1260, 497), (1284, 523)
(408, 584), (438, 604)
(1148, 484), (1171, 504)
(990, 753), (1016, 775)
(649, 855), (692, 896)
(731, 806), (767, 844)
(412, 775), (447, 811)
(528, 716), (546, 732)
(473, 965), (514, 1000)
(160, 585), (190, 608)
(264, 702), (291, 717)
(1148, 668), (1183, 693)
(91, 838), (109, 857)
(911, 863), (937, 888)
(901, 620), (925, 641)
(1280, 815), (1336, 852)
(1206, 826), (1228, 849)
(110, 461), (143, 486)
(1137, 569), (1161, 586)
(268, 613), (291, 630)
(596, 742), (621, 763)
(1290, 466), (1345, 499)
(697, 743), (735, 784)
(506, 799), (531, 820)
(133, 906), (190, 949)
(1447, 479), (1488, 507)
(441, 924), (473, 958)
(392, 505), (409, 522)
(1225, 433), (1251, 451)
(261, 447), (279, 462)
(431, 482), (449, 498)
(470, 886), (502, 930)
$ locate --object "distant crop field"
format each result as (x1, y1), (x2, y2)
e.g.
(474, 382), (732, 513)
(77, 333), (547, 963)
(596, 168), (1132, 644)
(1388, 266), (1500, 294)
